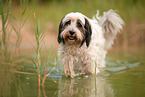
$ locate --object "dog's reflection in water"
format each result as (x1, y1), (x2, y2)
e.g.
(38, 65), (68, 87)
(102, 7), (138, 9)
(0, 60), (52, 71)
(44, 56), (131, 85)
(58, 75), (114, 97)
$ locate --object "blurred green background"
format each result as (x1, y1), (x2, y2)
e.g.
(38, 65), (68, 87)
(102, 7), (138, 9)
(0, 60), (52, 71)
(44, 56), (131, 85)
(1, 0), (145, 51)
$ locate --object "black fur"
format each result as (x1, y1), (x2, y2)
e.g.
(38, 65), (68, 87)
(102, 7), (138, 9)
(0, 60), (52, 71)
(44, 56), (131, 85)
(58, 17), (65, 44)
(80, 18), (92, 47)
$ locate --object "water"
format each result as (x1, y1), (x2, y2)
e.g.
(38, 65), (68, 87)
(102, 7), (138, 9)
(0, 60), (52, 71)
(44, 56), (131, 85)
(0, 51), (145, 97)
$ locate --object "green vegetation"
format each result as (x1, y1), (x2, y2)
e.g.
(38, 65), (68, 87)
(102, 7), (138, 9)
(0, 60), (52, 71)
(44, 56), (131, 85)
(0, 0), (56, 96)
(0, 0), (11, 58)
(10, 0), (29, 50)
(32, 13), (56, 96)
(0, 1), (23, 96)
(0, 0), (145, 96)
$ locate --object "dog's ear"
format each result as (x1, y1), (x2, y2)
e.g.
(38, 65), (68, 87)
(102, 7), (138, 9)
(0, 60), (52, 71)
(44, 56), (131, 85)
(58, 17), (65, 44)
(84, 18), (92, 47)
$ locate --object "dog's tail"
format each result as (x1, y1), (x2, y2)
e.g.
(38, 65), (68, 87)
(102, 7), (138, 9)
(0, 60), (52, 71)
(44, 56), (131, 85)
(95, 9), (125, 49)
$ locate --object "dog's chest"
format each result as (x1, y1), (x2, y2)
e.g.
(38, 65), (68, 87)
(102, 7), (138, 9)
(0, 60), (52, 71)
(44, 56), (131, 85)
(63, 44), (88, 57)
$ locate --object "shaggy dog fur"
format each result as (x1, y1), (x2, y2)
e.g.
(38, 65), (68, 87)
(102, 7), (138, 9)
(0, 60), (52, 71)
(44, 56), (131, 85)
(57, 9), (124, 78)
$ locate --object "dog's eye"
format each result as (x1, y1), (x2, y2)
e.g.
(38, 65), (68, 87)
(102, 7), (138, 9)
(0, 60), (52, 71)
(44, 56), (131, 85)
(65, 20), (71, 26)
(77, 22), (82, 27)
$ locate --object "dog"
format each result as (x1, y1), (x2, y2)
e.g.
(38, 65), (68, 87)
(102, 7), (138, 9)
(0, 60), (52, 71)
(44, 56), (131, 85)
(57, 9), (124, 78)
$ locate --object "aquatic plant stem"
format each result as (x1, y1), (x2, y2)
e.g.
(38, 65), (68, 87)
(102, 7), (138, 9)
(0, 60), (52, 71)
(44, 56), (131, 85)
(42, 66), (56, 87)
(0, 0), (11, 58)
(34, 12), (42, 96)
(42, 67), (48, 87)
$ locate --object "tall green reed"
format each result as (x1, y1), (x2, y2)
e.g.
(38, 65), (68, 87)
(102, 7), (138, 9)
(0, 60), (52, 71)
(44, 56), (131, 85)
(0, 0), (11, 58)
(33, 12), (42, 94)
(0, 1), (23, 96)
(10, 0), (29, 54)
(33, 12), (56, 96)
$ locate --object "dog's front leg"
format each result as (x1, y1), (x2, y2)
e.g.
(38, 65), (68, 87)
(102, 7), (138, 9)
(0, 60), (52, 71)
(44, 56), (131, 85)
(64, 60), (70, 77)
(83, 62), (95, 75)
(68, 58), (76, 78)
(64, 57), (76, 78)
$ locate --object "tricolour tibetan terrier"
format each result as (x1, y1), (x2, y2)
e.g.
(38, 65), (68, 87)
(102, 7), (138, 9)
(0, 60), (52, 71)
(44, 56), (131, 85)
(57, 9), (124, 78)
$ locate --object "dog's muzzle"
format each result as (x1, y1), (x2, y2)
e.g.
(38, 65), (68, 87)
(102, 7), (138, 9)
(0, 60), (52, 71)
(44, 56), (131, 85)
(68, 30), (76, 40)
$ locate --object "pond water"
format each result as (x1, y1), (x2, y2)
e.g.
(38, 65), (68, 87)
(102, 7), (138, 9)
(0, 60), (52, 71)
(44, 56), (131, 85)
(0, 50), (145, 97)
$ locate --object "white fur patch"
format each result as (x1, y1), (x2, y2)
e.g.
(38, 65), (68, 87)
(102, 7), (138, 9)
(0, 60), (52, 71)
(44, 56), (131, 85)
(58, 9), (124, 77)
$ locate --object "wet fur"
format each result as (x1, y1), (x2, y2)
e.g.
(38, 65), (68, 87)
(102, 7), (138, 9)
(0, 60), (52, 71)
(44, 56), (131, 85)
(58, 10), (124, 78)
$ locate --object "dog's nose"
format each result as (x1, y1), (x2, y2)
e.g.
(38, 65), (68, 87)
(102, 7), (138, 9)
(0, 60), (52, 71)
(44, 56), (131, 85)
(69, 30), (75, 35)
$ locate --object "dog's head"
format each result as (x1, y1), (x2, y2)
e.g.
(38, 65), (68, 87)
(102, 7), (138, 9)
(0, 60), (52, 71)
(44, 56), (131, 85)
(58, 12), (92, 47)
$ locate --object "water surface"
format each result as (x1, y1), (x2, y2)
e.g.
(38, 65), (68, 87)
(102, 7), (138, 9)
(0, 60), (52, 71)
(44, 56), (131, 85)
(0, 51), (145, 97)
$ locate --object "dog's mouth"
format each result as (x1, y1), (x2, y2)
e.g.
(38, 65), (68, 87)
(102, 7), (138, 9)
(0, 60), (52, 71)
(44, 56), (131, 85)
(68, 36), (76, 40)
